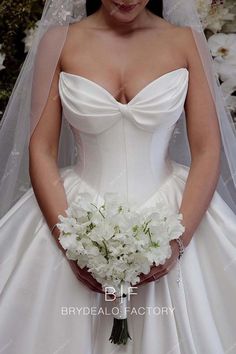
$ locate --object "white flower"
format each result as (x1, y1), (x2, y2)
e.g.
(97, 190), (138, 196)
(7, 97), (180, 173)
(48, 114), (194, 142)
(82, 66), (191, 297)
(59, 232), (78, 250)
(196, 0), (235, 33)
(221, 73), (236, 95)
(65, 249), (78, 261)
(0, 44), (6, 71)
(22, 21), (40, 53)
(213, 57), (236, 82)
(208, 33), (236, 61)
(221, 78), (236, 112)
(196, 0), (212, 27)
(57, 192), (185, 295)
(208, 34), (236, 104)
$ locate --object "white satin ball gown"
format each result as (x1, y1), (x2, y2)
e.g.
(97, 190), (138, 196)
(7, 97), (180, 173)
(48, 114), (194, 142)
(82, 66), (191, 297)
(0, 67), (236, 354)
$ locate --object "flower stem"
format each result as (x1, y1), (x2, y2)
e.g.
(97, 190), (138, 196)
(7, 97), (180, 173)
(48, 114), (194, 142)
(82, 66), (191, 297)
(109, 318), (132, 345)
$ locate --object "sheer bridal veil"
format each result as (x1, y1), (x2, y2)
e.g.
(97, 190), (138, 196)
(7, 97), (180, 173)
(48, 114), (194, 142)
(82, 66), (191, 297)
(0, 0), (236, 219)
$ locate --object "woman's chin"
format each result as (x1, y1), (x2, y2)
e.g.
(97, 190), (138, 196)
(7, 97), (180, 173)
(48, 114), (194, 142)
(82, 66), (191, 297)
(109, 1), (141, 21)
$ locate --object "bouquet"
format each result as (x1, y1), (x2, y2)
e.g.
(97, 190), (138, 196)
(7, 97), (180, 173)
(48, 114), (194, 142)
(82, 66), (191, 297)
(56, 192), (185, 345)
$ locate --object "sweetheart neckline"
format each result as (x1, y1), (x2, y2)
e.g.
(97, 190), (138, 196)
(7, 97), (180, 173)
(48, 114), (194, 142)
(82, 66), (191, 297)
(60, 67), (189, 106)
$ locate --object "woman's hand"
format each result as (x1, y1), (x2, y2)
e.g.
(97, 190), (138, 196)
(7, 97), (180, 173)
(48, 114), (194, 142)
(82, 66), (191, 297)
(52, 226), (105, 294)
(67, 240), (179, 293)
(52, 225), (183, 293)
(135, 239), (180, 286)
(67, 260), (105, 294)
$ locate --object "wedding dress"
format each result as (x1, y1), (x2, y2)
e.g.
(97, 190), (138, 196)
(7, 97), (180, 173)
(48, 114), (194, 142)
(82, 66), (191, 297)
(0, 67), (236, 354)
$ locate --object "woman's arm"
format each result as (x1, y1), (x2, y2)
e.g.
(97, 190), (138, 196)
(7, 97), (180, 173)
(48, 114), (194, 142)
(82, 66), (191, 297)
(138, 27), (221, 284)
(177, 27), (221, 247)
(29, 45), (104, 294)
(29, 63), (68, 234)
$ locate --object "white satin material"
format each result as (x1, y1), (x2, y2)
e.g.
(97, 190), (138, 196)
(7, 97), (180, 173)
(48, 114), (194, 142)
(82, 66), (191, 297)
(0, 68), (236, 354)
(58, 68), (189, 204)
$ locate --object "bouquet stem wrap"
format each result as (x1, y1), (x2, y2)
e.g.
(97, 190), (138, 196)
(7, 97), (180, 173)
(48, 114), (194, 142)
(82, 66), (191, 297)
(109, 294), (132, 345)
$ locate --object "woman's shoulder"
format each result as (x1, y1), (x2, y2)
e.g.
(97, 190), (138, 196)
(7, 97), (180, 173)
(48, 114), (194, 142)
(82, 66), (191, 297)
(153, 16), (192, 38)
(37, 18), (91, 55)
(168, 25), (198, 59)
(146, 18), (193, 69)
(150, 16), (193, 51)
(158, 18), (196, 54)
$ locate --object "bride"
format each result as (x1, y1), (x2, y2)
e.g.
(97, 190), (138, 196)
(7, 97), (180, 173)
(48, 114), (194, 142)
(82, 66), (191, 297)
(0, 0), (236, 353)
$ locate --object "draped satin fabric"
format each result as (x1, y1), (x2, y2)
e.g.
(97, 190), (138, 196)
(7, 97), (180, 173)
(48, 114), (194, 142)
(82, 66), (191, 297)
(58, 68), (189, 205)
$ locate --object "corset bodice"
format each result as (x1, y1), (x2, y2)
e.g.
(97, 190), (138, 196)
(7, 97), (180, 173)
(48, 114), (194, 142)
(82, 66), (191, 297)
(58, 68), (189, 203)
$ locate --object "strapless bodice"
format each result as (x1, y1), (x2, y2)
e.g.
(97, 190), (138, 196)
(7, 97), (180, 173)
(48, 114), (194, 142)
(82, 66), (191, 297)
(58, 68), (189, 203)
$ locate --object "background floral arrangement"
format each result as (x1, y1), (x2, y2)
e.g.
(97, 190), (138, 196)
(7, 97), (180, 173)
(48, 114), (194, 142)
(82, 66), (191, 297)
(0, 0), (235, 123)
(0, 0), (44, 120)
(197, 0), (236, 124)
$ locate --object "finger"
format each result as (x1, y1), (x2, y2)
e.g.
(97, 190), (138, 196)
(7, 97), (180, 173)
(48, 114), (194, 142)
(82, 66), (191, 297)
(152, 261), (177, 281)
(138, 265), (167, 284)
(112, 259), (176, 289)
(69, 263), (104, 293)
(138, 263), (174, 285)
(76, 274), (104, 294)
(75, 266), (102, 288)
(138, 264), (165, 282)
(78, 273), (104, 293)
